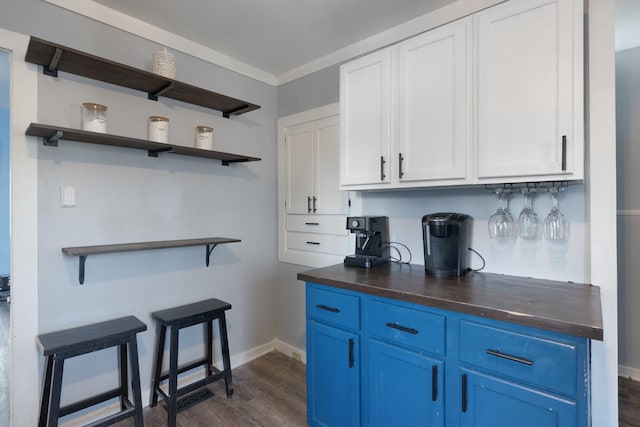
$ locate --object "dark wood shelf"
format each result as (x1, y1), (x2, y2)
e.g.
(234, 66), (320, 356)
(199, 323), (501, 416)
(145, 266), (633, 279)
(26, 123), (261, 165)
(25, 36), (260, 118)
(62, 237), (241, 284)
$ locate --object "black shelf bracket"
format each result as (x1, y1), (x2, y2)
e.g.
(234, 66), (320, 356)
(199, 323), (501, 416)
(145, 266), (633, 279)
(43, 47), (62, 77)
(205, 244), (219, 267)
(222, 104), (250, 119)
(44, 130), (63, 147)
(148, 147), (173, 157)
(148, 82), (175, 101)
(78, 255), (87, 285)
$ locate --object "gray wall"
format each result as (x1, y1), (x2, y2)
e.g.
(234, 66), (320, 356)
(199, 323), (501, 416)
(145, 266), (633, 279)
(1, 50), (8, 275)
(616, 45), (640, 372)
(1, 0), (278, 407)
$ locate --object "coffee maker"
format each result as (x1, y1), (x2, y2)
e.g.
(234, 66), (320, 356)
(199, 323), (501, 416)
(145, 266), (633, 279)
(344, 216), (390, 268)
(422, 213), (471, 277)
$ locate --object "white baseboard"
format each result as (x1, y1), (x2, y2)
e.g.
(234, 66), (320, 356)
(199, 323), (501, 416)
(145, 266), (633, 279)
(60, 340), (282, 427)
(619, 364), (640, 381)
(274, 339), (307, 364)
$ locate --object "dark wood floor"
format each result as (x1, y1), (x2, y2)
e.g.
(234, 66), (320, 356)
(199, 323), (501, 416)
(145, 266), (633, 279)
(0, 301), (9, 427)
(115, 350), (307, 427)
(620, 376), (640, 427)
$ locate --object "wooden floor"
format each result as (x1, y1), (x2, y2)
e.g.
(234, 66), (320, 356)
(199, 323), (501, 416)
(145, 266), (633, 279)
(620, 376), (640, 427)
(0, 301), (9, 427)
(115, 350), (307, 427)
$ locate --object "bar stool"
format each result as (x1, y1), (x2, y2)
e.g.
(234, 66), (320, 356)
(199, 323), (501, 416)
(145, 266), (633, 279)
(150, 298), (233, 427)
(37, 316), (147, 427)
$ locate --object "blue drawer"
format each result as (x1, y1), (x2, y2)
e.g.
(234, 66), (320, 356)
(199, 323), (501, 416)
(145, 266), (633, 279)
(307, 284), (360, 331)
(459, 320), (578, 396)
(368, 299), (445, 356)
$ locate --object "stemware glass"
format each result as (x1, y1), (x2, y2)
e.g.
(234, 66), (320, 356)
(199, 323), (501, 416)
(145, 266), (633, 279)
(518, 191), (539, 239)
(543, 188), (570, 241)
(488, 190), (517, 240)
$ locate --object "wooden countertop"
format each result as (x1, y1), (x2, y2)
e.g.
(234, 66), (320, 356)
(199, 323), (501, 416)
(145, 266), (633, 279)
(298, 263), (603, 341)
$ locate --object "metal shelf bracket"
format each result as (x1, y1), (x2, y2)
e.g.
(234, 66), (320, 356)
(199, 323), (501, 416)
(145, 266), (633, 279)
(78, 255), (87, 285)
(148, 147), (173, 157)
(148, 82), (175, 101)
(206, 244), (219, 267)
(222, 104), (250, 119)
(44, 130), (63, 147)
(43, 47), (62, 77)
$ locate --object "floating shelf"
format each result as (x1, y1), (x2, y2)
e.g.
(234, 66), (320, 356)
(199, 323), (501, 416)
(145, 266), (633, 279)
(26, 123), (261, 165)
(25, 36), (260, 118)
(62, 237), (241, 284)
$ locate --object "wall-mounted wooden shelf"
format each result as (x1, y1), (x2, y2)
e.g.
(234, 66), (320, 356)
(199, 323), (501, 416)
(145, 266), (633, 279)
(25, 36), (260, 118)
(62, 237), (241, 284)
(26, 123), (261, 165)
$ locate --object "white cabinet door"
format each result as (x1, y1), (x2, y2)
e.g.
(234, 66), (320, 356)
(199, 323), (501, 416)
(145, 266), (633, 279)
(476, 0), (582, 181)
(340, 49), (392, 187)
(315, 116), (348, 214)
(396, 17), (471, 184)
(285, 123), (314, 214)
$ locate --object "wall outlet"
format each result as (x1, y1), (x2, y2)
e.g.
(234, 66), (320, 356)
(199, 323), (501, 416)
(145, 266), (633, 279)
(60, 185), (77, 207)
(292, 351), (302, 362)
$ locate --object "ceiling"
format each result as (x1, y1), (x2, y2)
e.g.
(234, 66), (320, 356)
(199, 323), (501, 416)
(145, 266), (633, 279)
(90, 0), (456, 76)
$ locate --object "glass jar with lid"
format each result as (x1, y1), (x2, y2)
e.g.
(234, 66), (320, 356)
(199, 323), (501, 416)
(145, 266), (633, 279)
(82, 103), (107, 133)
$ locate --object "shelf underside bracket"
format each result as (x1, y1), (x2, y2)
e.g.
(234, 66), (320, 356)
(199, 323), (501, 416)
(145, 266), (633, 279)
(222, 104), (250, 119)
(78, 255), (87, 285)
(43, 47), (62, 77)
(205, 244), (219, 267)
(148, 147), (173, 157)
(43, 130), (63, 147)
(148, 82), (175, 101)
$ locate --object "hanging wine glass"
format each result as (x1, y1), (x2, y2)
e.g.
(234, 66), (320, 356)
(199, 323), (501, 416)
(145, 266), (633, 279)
(518, 191), (539, 239)
(543, 188), (570, 241)
(488, 189), (516, 240)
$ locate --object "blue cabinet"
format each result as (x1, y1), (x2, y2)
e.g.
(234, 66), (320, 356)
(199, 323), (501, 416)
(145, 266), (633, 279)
(460, 369), (578, 427)
(305, 282), (589, 427)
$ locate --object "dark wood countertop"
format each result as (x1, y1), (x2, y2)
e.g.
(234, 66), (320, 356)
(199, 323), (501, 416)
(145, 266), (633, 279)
(298, 263), (603, 341)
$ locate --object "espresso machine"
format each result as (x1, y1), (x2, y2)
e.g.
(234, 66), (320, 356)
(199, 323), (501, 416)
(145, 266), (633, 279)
(344, 216), (390, 268)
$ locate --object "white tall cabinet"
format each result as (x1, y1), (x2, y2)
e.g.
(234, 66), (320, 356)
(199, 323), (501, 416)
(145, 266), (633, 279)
(339, 0), (583, 189)
(278, 104), (351, 268)
(475, 0), (583, 182)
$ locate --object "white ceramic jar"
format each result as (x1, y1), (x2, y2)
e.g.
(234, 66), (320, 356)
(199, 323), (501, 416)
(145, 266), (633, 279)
(148, 116), (169, 143)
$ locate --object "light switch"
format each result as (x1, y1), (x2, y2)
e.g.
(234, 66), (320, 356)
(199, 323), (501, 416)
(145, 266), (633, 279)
(60, 186), (76, 207)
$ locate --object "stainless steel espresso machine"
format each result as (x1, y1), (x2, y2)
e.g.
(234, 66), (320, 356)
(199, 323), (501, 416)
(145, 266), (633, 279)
(344, 216), (390, 268)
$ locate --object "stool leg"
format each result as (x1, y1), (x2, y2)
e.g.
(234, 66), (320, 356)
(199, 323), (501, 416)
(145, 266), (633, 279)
(47, 356), (65, 427)
(39, 355), (54, 427)
(118, 343), (129, 410)
(218, 313), (233, 398)
(168, 326), (179, 427)
(206, 320), (213, 378)
(150, 324), (166, 407)
(128, 336), (144, 427)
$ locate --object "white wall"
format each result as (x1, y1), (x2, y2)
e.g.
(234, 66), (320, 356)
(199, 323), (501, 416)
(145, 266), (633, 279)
(0, 50), (9, 275)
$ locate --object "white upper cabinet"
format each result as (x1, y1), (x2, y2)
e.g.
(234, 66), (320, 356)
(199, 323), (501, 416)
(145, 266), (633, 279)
(285, 116), (347, 215)
(475, 0), (583, 182)
(395, 17), (471, 185)
(340, 49), (392, 187)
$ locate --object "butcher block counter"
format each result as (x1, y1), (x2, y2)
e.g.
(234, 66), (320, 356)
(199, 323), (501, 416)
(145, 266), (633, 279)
(298, 262), (603, 340)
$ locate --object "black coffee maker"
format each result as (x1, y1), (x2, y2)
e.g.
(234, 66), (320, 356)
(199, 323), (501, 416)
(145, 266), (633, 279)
(344, 216), (390, 268)
(422, 213), (471, 277)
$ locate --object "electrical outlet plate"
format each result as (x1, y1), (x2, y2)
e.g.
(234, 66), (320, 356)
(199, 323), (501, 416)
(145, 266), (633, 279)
(60, 185), (76, 207)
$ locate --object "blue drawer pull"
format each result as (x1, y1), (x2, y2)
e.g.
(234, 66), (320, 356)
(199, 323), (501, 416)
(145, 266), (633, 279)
(316, 304), (340, 313)
(386, 322), (419, 335)
(486, 349), (533, 366)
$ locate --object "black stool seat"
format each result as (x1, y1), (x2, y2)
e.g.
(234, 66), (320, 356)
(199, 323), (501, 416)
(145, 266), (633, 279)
(150, 298), (233, 427)
(37, 316), (146, 427)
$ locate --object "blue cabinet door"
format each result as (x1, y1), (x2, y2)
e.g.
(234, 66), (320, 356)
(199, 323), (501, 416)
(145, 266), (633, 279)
(307, 319), (360, 427)
(460, 369), (578, 427)
(367, 339), (444, 427)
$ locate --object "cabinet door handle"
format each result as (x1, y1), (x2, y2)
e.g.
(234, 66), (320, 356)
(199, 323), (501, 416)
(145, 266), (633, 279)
(348, 338), (355, 368)
(561, 135), (567, 171)
(305, 222), (319, 226)
(431, 365), (438, 402)
(316, 304), (340, 313)
(399, 153), (404, 179)
(380, 156), (386, 181)
(485, 349), (533, 366)
(461, 374), (468, 413)
(306, 241), (320, 245)
(385, 322), (419, 335)
(312, 196), (317, 213)
(307, 196), (311, 213)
